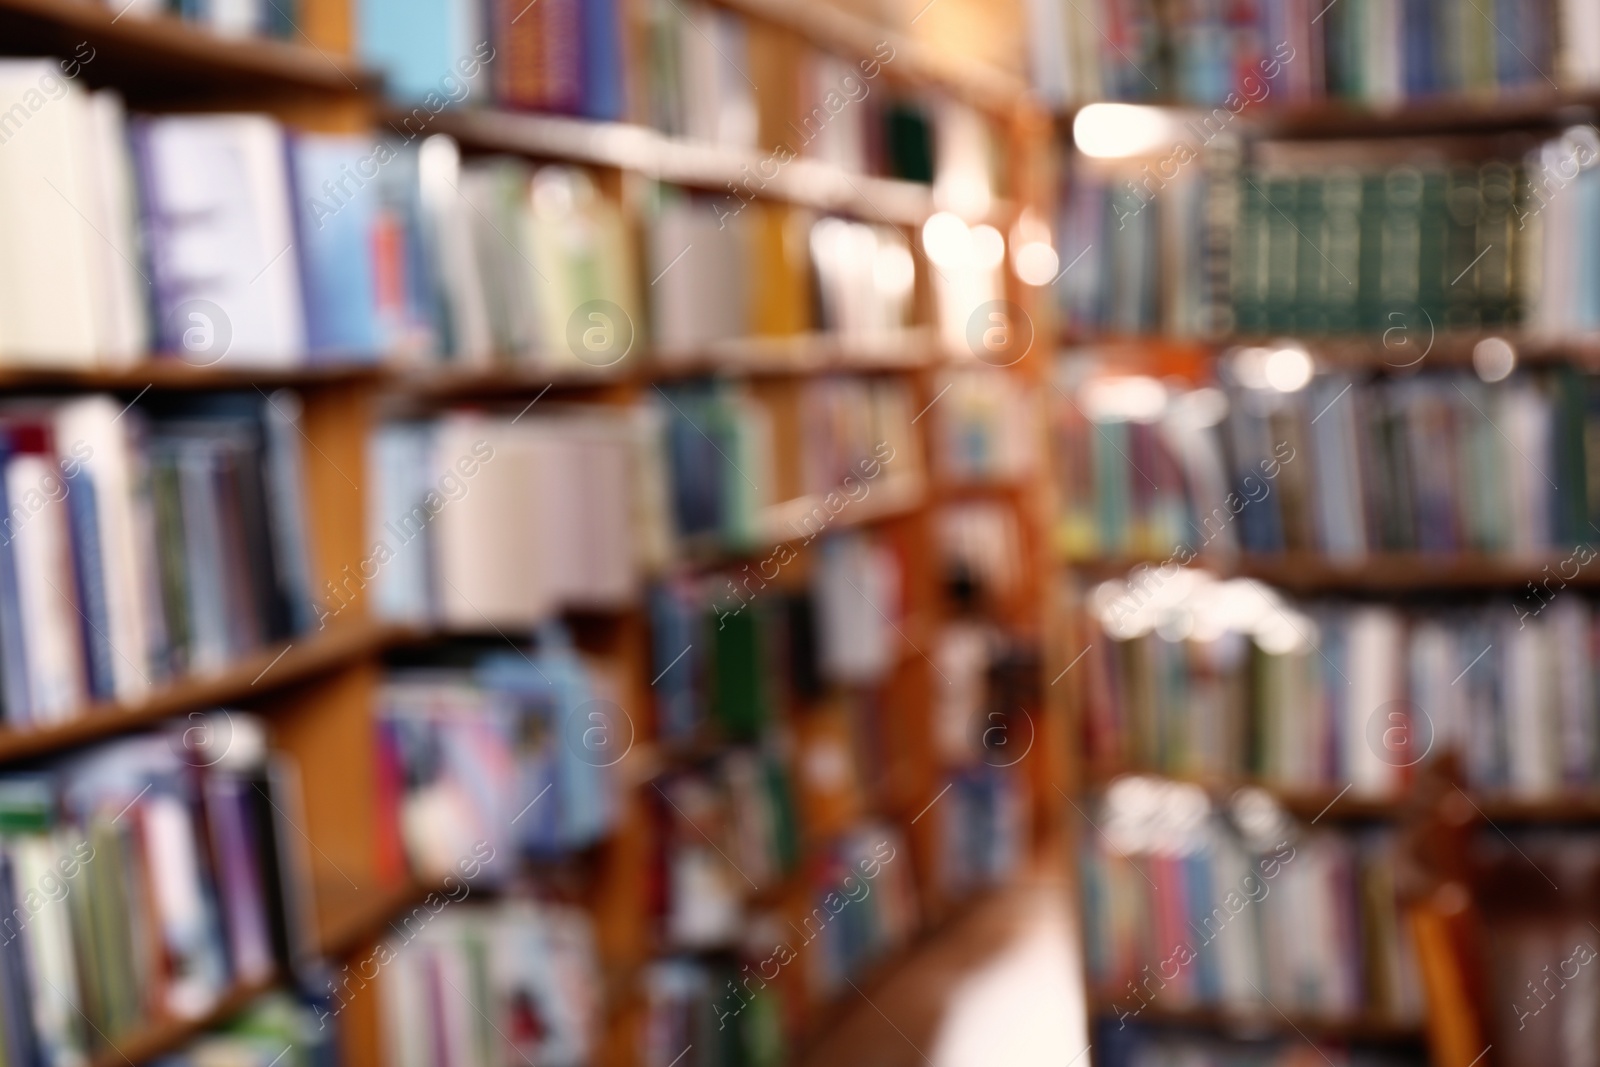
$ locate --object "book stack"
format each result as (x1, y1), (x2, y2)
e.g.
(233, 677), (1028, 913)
(373, 630), (623, 883)
(649, 750), (799, 951)
(0, 713), (315, 1063)
(355, 0), (939, 184)
(1054, 163), (1212, 338)
(1085, 567), (1600, 802)
(103, 0), (303, 40)
(427, 156), (639, 370)
(0, 392), (316, 726)
(658, 377), (920, 553)
(367, 407), (661, 627)
(1229, 163), (1525, 337)
(378, 901), (602, 1067)
(1079, 777), (1424, 1025)
(1050, 359), (1600, 562)
(1055, 153), (1541, 339)
(641, 954), (786, 1067)
(802, 825), (918, 996)
(937, 766), (1025, 897)
(931, 366), (1037, 485)
(1026, 0), (1589, 109)
(0, 73), (453, 369)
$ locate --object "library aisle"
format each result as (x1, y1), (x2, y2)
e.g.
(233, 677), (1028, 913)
(10, 0), (1600, 1065)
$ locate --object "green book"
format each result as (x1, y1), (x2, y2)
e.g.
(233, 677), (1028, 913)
(1232, 171), (1268, 334)
(711, 604), (767, 742)
(1378, 167), (1424, 333)
(1356, 172), (1388, 332)
(1416, 168), (1450, 330)
(1442, 166), (1483, 331)
(1323, 169), (1364, 332)
(1262, 174), (1300, 334)
(1292, 174), (1330, 334)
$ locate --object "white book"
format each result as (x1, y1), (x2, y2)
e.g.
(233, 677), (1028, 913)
(54, 396), (162, 703)
(138, 114), (306, 366)
(5, 454), (86, 721)
(649, 199), (749, 356)
(432, 416), (553, 628)
(416, 135), (492, 366)
(83, 93), (149, 367)
(0, 62), (101, 366)
(1346, 606), (1402, 796)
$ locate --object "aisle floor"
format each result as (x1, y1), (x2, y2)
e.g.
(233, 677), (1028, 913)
(798, 870), (1089, 1067)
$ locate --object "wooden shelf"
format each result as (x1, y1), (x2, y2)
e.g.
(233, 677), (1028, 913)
(1066, 550), (1597, 595)
(1062, 329), (1600, 370)
(0, 358), (388, 393)
(411, 107), (936, 225)
(675, 480), (927, 569)
(1057, 90), (1600, 141)
(0, 621), (395, 765)
(0, 0), (377, 100)
(1088, 997), (1426, 1045)
(88, 974), (283, 1067)
(709, 0), (1025, 116)
(1083, 771), (1403, 823)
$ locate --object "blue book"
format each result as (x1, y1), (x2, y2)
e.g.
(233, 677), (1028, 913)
(290, 135), (382, 359)
(0, 437), (30, 725)
(356, 0), (478, 104)
(581, 0), (627, 120)
(63, 468), (116, 703)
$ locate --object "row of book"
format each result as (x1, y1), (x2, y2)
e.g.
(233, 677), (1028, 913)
(937, 766), (1026, 898)
(1058, 157), (1535, 339)
(659, 377), (922, 553)
(650, 529), (910, 750)
(373, 632), (623, 883)
(0, 77), (436, 368)
(0, 715), (314, 1065)
(115, 0), (300, 39)
(0, 392), (315, 727)
(379, 901), (602, 1067)
(1080, 777), (1425, 1023)
(2, 73), (949, 373)
(365, 387), (922, 629)
(1028, 0), (1593, 108)
(640, 824), (917, 1067)
(1052, 360), (1600, 561)
(366, 408), (662, 628)
(931, 367), (1036, 486)
(357, 0), (965, 188)
(1085, 569), (1600, 800)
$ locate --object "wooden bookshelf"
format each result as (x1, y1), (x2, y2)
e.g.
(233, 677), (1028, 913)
(0, 0), (375, 97)
(1055, 89), (1600, 141)
(1062, 329), (1600, 370)
(0, 359), (389, 392)
(1066, 551), (1600, 595)
(87, 976), (285, 1067)
(414, 106), (938, 224)
(1086, 998), (1428, 1046)
(0, 620), (396, 763)
(0, 1), (1058, 1064)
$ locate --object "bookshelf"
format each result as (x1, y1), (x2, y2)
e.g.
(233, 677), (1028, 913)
(0, 2), (1060, 1067)
(1028, 5), (1600, 1066)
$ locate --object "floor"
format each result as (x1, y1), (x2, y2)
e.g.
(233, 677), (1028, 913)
(798, 866), (1089, 1067)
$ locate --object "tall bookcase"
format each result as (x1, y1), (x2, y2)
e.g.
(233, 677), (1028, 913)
(0, 2), (1064, 1065)
(1044, 60), (1600, 1067)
